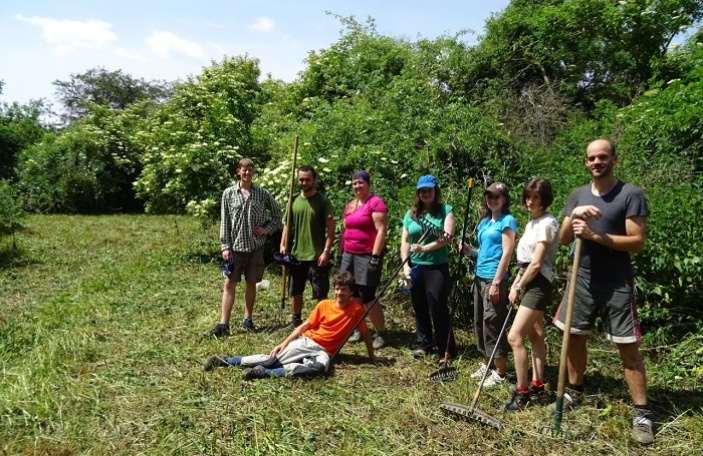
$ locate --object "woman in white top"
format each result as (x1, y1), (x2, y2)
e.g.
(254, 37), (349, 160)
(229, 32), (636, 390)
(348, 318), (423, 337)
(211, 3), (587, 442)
(504, 178), (560, 411)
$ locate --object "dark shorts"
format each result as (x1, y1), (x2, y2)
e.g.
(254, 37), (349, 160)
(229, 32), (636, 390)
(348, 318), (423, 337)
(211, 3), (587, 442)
(518, 273), (552, 312)
(553, 271), (641, 344)
(226, 246), (265, 284)
(340, 251), (383, 303)
(288, 261), (331, 300)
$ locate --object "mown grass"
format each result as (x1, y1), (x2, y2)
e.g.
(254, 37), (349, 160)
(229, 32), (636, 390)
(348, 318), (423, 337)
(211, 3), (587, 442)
(1, 215), (701, 455)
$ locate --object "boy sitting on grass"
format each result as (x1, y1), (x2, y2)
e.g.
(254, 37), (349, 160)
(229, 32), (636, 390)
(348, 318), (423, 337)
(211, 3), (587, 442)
(204, 271), (385, 379)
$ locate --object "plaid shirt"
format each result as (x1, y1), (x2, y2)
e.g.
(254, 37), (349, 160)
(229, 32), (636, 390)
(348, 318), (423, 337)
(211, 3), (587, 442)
(220, 183), (282, 252)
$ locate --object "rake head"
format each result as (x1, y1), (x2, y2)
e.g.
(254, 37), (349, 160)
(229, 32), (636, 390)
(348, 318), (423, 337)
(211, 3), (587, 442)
(429, 366), (458, 383)
(440, 402), (501, 430)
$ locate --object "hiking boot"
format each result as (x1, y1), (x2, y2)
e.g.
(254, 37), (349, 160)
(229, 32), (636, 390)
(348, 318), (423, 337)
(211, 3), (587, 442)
(482, 370), (506, 388)
(241, 318), (256, 332)
(348, 329), (362, 343)
(547, 387), (583, 411)
(203, 323), (230, 338)
(277, 316), (303, 332)
(372, 331), (387, 350)
(510, 382), (545, 398)
(412, 347), (431, 359)
(632, 415), (654, 445)
(470, 363), (488, 379)
(503, 390), (530, 412)
(242, 365), (268, 380)
(203, 354), (230, 371)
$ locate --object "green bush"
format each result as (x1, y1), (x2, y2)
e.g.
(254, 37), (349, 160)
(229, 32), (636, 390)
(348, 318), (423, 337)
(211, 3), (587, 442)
(0, 179), (24, 238)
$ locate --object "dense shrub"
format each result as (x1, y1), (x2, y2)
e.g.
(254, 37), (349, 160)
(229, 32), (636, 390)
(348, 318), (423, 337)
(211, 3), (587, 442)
(0, 179), (24, 237)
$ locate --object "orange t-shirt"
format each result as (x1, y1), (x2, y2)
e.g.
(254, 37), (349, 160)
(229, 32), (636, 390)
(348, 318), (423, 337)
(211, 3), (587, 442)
(304, 299), (367, 355)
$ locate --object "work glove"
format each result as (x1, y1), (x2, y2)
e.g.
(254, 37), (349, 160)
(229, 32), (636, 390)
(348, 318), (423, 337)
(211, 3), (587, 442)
(368, 254), (380, 272)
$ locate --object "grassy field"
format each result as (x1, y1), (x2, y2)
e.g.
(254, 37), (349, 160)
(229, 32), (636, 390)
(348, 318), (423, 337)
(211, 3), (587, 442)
(1, 215), (701, 455)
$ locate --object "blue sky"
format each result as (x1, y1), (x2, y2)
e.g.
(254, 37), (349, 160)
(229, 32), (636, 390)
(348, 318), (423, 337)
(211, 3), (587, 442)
(0, 1), (510, 107)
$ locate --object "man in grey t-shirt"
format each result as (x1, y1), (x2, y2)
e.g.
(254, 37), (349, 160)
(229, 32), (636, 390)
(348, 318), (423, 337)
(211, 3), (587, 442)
(553, 139), (653, 445)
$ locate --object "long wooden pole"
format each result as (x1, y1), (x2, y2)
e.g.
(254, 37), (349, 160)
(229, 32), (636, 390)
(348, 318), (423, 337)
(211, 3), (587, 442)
(280, 136), (299, 317)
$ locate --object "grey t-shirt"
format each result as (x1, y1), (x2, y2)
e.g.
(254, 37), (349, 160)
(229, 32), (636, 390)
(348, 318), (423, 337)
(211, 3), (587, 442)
(562, 180), (648, 281)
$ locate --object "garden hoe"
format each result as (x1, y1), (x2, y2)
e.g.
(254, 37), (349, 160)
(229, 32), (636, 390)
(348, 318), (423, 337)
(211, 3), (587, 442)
(440, 304), (514, 430)
(274, 136), (299, 332)
(429, 178), (474, 383)
(544, 238), (582, 437)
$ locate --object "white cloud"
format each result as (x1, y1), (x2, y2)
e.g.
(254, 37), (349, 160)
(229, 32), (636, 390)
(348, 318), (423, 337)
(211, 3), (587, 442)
(146, 31), (208, 61)
(249, 17), (275, 32)
(14, 14), (117, 55)
(114, 47), (147, 62)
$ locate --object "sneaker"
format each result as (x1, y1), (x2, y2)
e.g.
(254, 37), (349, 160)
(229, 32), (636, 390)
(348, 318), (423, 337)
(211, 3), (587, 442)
(203, 323), (230, 338)
(481, 370), (506, 387)
(241, 318), (256, 332)
(372, 331), (387, 350)
(470, 363), (488, 379)
(348, 329), (362, 343)
(203, 354), (230, 371)
(547, 387), (583, 411)
(413, 347), (431, 358)
(503, 390), (530, 411)
(632, 415), (654, 445)
(242, 365), (268, 380)
(510, 382), (545, 398)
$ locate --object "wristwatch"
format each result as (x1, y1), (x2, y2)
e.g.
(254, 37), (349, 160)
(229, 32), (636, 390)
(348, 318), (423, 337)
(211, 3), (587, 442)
(515, 284), (525, 294)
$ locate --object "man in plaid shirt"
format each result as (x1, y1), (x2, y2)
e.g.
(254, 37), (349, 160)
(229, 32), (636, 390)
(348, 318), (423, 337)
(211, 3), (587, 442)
(204, 158), (282, 337)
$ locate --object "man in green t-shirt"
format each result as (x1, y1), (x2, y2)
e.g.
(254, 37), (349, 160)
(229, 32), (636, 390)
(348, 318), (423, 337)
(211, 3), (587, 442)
(279, 165), (336, 330)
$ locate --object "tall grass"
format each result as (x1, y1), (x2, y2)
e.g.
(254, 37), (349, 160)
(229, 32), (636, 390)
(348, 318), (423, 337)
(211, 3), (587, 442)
(1, 215), (701, 455)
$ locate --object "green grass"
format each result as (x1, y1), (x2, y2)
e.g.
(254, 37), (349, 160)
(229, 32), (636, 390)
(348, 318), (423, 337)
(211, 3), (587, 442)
(1, 214), (701, 455)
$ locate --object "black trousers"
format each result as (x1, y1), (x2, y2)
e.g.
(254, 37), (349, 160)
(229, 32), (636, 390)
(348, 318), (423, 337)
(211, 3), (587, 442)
(410, 263), (455, 357)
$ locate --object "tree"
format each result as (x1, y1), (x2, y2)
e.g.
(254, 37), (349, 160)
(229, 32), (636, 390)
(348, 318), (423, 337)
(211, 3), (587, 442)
(134, 55), (264, 219)
(0, 99), (51, 180)
(464, 0), (703, 109)
(52, 67), (172, 124)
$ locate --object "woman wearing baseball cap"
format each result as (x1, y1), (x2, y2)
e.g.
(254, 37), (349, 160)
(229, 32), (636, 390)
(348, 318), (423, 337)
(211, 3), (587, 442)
(401, 174), (456, 360)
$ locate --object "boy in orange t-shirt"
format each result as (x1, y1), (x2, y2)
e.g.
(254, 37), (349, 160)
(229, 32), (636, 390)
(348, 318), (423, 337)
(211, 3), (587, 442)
(204, 271), (385, 379)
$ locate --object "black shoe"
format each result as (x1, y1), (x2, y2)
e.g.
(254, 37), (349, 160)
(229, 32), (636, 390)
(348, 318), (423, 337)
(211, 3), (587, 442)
(203, 323), (230, 338)
(241, 318), (256, 332)
(242, 365), (268, 380)
(203, 354), (230, 371)
(510, 382), (545, 398)
(277, 317), (303, 332)
(504, 391), (530, 412)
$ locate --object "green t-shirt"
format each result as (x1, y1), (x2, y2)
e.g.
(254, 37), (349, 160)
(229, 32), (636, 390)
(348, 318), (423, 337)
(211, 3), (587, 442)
(288, 191), (334, 261)
(403, 204), (453, 266)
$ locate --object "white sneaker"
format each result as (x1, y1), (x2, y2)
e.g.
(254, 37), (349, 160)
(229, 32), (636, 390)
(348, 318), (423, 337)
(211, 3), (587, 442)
(632, 416), (654, 445)
(481, 370), (506, 388)
(470, 363), (488, 379)
(347, 329), (362, 343)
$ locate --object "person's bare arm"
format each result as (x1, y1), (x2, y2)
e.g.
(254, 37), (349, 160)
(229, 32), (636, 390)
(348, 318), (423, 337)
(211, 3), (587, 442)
(489, 228), (515, 304)
(318, 215), (336, 266)
(270, 321), (311, 356)
(572, 216), (646, 253)
(371, 211), (388, 255)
